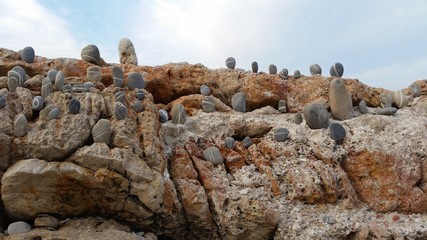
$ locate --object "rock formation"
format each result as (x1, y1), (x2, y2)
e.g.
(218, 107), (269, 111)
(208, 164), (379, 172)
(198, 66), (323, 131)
(0, 47), (427, 239)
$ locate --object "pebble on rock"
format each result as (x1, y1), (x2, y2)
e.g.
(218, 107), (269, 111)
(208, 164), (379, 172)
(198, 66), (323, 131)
(47, 69), (58, 83)
(21, 46), (35, 63)
(81, 44), (101, 65)
(132, 100), (143, 113)
(303, 103), (329, 129)
(114, 102), (128, 120)
(202, 96), (215, 112)
(115, 91), (126, 103)
(278, 100), (287, 113)
(394, 90), (410, 109)
(269, 64), (277, 74)
(329, 122), (346, 144)
(47, 107), (60, 120)
(171, 104), (186, 124)
(92, 119), (111, 145)
(330, 62), (344, 77)
(87, 66), (101, 83)
(225, 57), (236, 69)
(252, 61), (258, 73)
(118, 38), (138, 65)
(14, 114), (28, 137)
(126, 72), (145, 90)
(274, 128), (290, 142)
(203, 146), (224, 166)
(112, 66), (124, 87)
(279, 69), (288, 79)
(359, 100), (368, 114)
(7, 221), (31, 234)
(136, 90), (145, 101)
(376, 107), (397, 116)
(225, 136), (235, 149)
(32, 96), (44, 111)
(231, 92), (246, 113)
(242, 136), (253, 148)
(200, 85), (211, 96)
(309, 64), (322, 75)
(294, 70), (301, 79)
(55, 70), (65, 91)
(41, 77), (52, 99)
(159, 109), (168, 123)
(0, 93), (5, 109)
(329, 78), (353, 120)
(294, 113), (303, 124)
(68, 98), (81, 114)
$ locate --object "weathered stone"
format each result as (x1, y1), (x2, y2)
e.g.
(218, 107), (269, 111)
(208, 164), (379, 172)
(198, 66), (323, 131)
(159, 109), (168, 123)
(7, 221), (31, 234)
(114, 102), (127, 120)
(376, 107), (397, 116)
(394, 89), (410, 109)
(126, 72), (145, 90)
(330, 62), (344, 77)
(34, 215), (59, 228)
(13, 114), (28, 137)
(200, 85), (210, 96)
(92, 119), (111, 145)
(132, 100), (143, 113)
(329, 78), (353, 120)
(329, 122), (346, 143)
(294, 112), (303, 124)
(225, 137), (235, 149)
(380, 93), (393, 108)
(303, 103), (329, 129)
(0, 93), (5, 109)
(274, 128), (290, 142)
(279, 68), (288, 79)
(411, 83), (421, 98)
(114, 91), (126, 103)
(41, 77), (52, 99)
(118, 38), (138, 65)
(46, 106), (60, 120)
(55, 70), (65, 91)
(87, 66), (101, 83)
(242, 136), (252, 148)
(81, 44), (101, 65)
(201, 96), (215, 112)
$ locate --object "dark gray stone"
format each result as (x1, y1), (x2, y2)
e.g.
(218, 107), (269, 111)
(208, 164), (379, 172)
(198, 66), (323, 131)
(47, 69), (58, 83)
(7, 76), (18, 92)
(114, 102), (127, 120)
(159, 109), (168, 123)
(309, 64), (322, 75)
(21, 46), (35, 63)
(274, 128), (290, 142)
(203, 146), (224, 166)
(303, 103), (329, 129)
(132, 100), (143, 113)
(68, 98), (80, 114)
(225, 57), (236, 69)
(32, 96), (44, 111)
(225, 137), (235, 149)
(14, 114), (28, 137)
(269, 64), (277, 74)
(81, 44), (101, 65)
(126, 72), (145, 90)
(231, 92), (246, 113)
(112, 66), (124, 87)
(359, 100), (368, 114)
(330, 62), (344, 77)
(115, 91), (126, 103)
(136, 90), (145, 100)
(251, 61), (258, 73)
(92, 119), (111, 145)
(279, 69), (288, 79)
(7, 221), (31, 234)
(411, 83), (421, 98)
(294, 70), (301, 79)
(329, 122), (346, 144)
(242, 136), (253, 148)
(171, 104), (186, 124)
(0, 93), (5, 109)
(47, 107), (60, 120)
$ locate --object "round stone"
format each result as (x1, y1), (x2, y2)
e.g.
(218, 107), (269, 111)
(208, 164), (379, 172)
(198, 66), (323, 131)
(278, 99), (287, 113)
(87, 66), (101, 83)
(200, 85), (211, 96)
(68, 98), (81, 114)
(115, 91), (126, 103)
(359, 100), (368, 114)
(14, 114), (28, 137)
(203, 146), (224, 166)
(159, 109), (168, 123)
(21, 46), (35, 63)
(309, 64), (322, 75)
(251, 61), (258, 73)
(92, 119), (111, 145)
(47, 107), (60, 120)
(114, 102), (128, 120)
(330, 62), (344, 77)
(225, 137), (235, 149)
(274, 128), (290, 142)
(132, 100), (144, 112)
(231, 92), (246, 113)
(126, 72), (145, 90)
(7, 76), (19, 92)
(7, 221), (31, 234)
(32, 96), (44, 111)
(294, 113), (303, 124)
(294, 70), (301, 79)
(279, 69), (288, 79)
(242, 136), (253, 148)
(269, 64), (277, 74)
(112, 66), (124, 87)
(47, 69), (58, 83)
(0, 93), (5, 109)
(136, 90), (145, 100)
(394, 90), (410, 109)
(303, 103), (329, 129)
(81, 44), (101, 65)
(202, 96), (215, 112)
(329, 122), (346, 144)
(225, 57), (236, 69)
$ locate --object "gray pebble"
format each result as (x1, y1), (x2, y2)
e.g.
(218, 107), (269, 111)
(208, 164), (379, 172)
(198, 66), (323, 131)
(115, 91), (126, 103)
(200, 85), (211, 96)
(380, 94), (393, 108)
(32, 96), (44, 111)
(303, 103), (329, 129)
(114, 102), (128, 120)
(203, 146), (224, 166)
(126, 72), (145, 90)
(269, 64), (277, 74)
(14, 114), (28, 137)
(330, 62), (344, 77)
(47, 69), (58, 83)
(47, 107), (60, 120)
(21, 46), (35, 63)
(132, 100), (144, 112)
(84, 82), (95, 88)
(225, 57), (236, 69)
(10, 66), (26, 86)
(278, 99), (287, 113)
(112, 66), (124, 87)
(92, 119), (111, 145)
(252, 61), (258, 73)
(68, 98), (80, 114)
(81, 44), (101, 65)
(274, 128), (290, 142)
(202, 96), (215, 112)
(309, 64), (322, 75)
(411, 83), (421, 98)
(279, 69), (288, 79)
(159, 109), (168, 123)
(7, 221), (31, 234)
(329, 122), (346, 144)
(294, 70), (301, 79)
(136, 90), (145, 100)
(86, 66), (101, 83)
(225, 136), (235, 149)
(63, 84), (72, 92)
(329, 78), (353, 120)
(376, 107), (397, 116)
(41, 77), (52, 99)
(394, 90), (410, 109)
(0, 93), (5, 109)
(7, 76), (19, 92)
(242, 136), (253, 148)
(55, 70), (65, 91)
(359, 100), (368, 114)
(294, 113), (303, 124)
(231, 92), (246, 113)
(71, 84), (90, 93)
(171, 104), (186, 124)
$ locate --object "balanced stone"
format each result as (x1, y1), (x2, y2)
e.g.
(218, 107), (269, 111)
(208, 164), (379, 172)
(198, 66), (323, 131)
(411, 83), (421, 98)
(380, 94), (393, 108)
(68, 98), (81, 114)
(118, 38), (138, 65)
(92, 119), (111, 145)
(7, 221), (31, 234)
(225, 57), (236, 69)
(330, 62), (344, 77)
(114, 102), (128, 120)
(242, 136), (253, 148)
(278, 100), (287, 113)
(394, 90), (410, 109)
(294, 70), (301, 79)
(10, 66), (26, 85)
(81, 44), (101, 65)
(309, 64), (322, 75)
(7, 75), (19, 92)
(329, 122), (346, 144)
(21, 46), (35, 63)
(159, 109), (169, 123)
(359, 100), (368, 114)
(32, 96), (44, 111)
(329, 78), (353, 120)
(200, 85), (210, 96)
(115, 91), (126, 103)
(14, 114), (28, 137)
(231, 92), (246, 113)
(203, 146), (224, 166)
(251, 61), (258, 73)
(136, 90), (145, 100)
(303, 103), (329, 129)
(47, 107), (60, 120)
(279, 69), (288, 79)
(126, 72), (145, 90)
(41, 77), (52, 99)
(87, 66), (101, 83)
(269, 64), (277, 74)
(202, 96), (215, 112)
(294, 113), (303, 124)
(171, 104), (186, 124)
(225, 136), (235, 149)
(132, 100), (143, 112)
(55, 70), (65, 91)
(112, 66), (124, 87)
(0, 93), (5, 109)
(376, 107), (397, 116)
(274, 128), (290, 142)
(47, 69), (58, 83)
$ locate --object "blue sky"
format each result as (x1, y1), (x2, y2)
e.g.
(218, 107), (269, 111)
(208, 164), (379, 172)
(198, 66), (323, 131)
(1, 0), (427, 90)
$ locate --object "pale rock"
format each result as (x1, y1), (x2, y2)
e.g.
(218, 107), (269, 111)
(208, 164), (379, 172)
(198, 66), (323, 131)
(118, 38), (138, 65)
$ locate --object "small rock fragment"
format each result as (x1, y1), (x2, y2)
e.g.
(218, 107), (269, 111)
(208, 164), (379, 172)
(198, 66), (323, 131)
(202, 96), (215, 112)
(411, 83), (421, 98)
(242, 136), (253, 148)
(309, 64), (322, 75)
(376, 107), (397, 116)
(269, 64), (277, 74)
(294, 113), (303, 124)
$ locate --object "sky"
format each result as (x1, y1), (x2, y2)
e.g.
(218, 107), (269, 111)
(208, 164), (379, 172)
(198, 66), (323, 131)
(1, 0), (427, 90)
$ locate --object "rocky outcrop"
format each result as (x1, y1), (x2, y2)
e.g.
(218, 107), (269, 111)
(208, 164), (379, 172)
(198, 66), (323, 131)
(1, 47), (427, 239)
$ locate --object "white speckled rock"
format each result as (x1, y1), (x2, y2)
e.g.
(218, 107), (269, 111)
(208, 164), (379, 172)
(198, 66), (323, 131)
(118, 38), (138, 65)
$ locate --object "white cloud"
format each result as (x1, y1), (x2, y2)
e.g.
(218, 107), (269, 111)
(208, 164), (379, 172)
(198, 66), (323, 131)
(0, 0), (80, 59)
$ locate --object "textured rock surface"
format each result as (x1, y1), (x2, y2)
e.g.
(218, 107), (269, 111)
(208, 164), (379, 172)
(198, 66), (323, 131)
(1, 48), (427, 239)
(118, 38), (138, 65)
